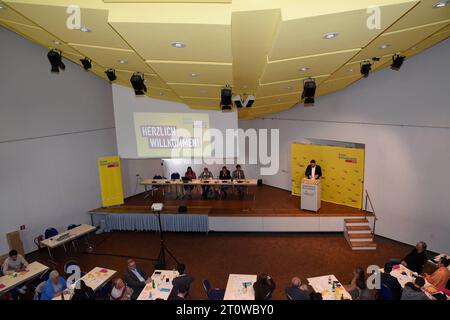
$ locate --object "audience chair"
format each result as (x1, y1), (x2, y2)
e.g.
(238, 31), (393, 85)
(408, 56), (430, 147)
(202, 279), (225, 300)
(379, 284), (393, 301)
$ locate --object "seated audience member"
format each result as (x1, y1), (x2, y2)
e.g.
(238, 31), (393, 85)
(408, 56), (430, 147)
(183, 167), (197, 196)
(110, 278), (133, 300)
(198, 167), (214, 198)
(232, 164), (246, 198)
(344, 266), (372, 300)
(169, 284), (188, 300)
(401, 277), (428, 300)
(310, 292), (323, 300)
(40, 270), (67, 300)
(424, 257), (450, 289)
(253, 274), (276, 300)
(172, 263), (194, 294)
(2, 249), (29, 294)
(219, 166), (232, 199)
(285, 277), (310, 300)
(401, 241), (428, 274)
(380, 263), (402, 300)
(71, 280), (95, 300)
(124, 259), (150, 299)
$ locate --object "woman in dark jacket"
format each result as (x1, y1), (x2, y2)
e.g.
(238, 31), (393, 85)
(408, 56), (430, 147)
(71, 280), (96, 300)
(253, 274), (276, 300)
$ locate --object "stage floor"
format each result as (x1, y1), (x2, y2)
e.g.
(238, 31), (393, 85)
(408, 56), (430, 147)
(92, 184), (369, 217)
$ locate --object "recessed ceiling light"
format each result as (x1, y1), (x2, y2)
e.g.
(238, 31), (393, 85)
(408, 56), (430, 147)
(348, 68), (354, 72)
(171, 42), (186, 48)
(80, 26), (91, 33)
(285, 86), (293, 90)
(411, 46), (418, 51)
(0, 5), (4, 10)
(433, 1), (449, 8)
(53, 40), (61, 45)
(190, 72), (199, 77)
(323, 32), (338, 39)
(380, 44), (390, 49)
(118, 59), (127, 64)
(298, 67), (309, 72)
(277, 98), (282, 102)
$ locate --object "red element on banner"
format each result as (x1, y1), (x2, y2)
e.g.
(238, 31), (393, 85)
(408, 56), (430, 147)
(107, 162), (119, 168)
(345, 159), (357, 163)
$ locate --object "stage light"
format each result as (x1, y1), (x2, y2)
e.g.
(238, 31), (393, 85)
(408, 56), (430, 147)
(360, 62), (372, 78)
(80, 58), (92, 71)
(220, 85), (233, 111)
(130, 73), (147, 95)
(105, 69), (117, 82)
(47, 49), (65, 73)
(301, 78), (316, 106)
(390, 54), (405, 71)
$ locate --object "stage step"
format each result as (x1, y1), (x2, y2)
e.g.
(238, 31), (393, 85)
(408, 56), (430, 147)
(345, 225), (372, 233)
(349, 240), (377, 250)
(344, 218), (369, 226)
(348, 233), (373, 242)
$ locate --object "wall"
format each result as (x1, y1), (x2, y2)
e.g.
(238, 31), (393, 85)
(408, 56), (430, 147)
(240, 39), (450, 253)
(0, 27), (117, 254)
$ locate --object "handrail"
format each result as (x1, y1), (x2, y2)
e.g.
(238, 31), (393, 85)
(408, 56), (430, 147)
(364, 190), (377, 235)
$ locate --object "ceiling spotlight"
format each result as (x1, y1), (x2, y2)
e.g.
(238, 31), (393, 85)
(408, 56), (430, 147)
(118, 59), (127, 64)
(171, 42), (186, 48)
(80, 58), (92, 71)
(298, 67), (309, 72)
(390, 54), (405, 71)
(105, 69), (117, 82)
(130, 73), (147, 96)
(220, 85), (233, 111)
(433, 1), (449, 8)
(233, 94), (255, 108)
(380, 44), (390, 49)
(360, 62), (372, 78)
(323, 32), (338, 39)
(0, 5), (4, 10)
(301, 78), (316, 107)
(47, 49), (65, 73)
(53, 40), (61, 45)
(190, 72), (199, 77)
(285, 86), (293, 90)
(80, 26), (91, 33)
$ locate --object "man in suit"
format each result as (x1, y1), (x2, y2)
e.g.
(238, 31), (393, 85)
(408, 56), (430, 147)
(285, 277), (310, 300)
(232, 164), (246, 198)
(124, 259), (150, 300)
(305, 160), (322, 180)
(380, 262), (403, 300)
(172, 263), (194, 296)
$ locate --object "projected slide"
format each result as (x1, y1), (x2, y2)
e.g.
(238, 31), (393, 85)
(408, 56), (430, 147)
(134, 112), (210, 158)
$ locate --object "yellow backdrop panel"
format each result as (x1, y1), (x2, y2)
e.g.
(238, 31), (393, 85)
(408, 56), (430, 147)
(291, 143), (364, 208)
(98, 156), (124, 207)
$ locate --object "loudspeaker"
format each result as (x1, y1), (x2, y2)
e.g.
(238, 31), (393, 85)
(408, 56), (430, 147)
(257, 179), (263, 186)
(178, 205), (188, 213)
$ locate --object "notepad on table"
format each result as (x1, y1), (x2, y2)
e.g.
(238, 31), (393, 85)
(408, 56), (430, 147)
(160, 288), (171, 292)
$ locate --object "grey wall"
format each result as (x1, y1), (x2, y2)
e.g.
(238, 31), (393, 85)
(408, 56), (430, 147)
(240, 39), (450, 254)
(0, 27), (117, 254)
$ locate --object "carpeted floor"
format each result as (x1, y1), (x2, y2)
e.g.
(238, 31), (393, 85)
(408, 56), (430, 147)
(26, 230), (435, 300)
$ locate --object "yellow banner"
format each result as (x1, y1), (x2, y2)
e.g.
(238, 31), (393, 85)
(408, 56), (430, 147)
(98, 156), (124, 207)
(291, 143), (364, 208)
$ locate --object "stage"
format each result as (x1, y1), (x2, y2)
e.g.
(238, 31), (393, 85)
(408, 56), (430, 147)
(90, 185), (374, 233)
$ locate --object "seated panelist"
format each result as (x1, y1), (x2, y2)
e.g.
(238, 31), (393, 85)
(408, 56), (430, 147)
(305, 160), (322, 180)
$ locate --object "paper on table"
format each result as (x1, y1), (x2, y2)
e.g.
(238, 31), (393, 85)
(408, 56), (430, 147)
(99, 269), (108, 273)
(0, 284), (5, 289)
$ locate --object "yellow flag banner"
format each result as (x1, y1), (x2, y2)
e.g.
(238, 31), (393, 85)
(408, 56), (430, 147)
(291, 143), (365, 209)
(98, 156), (124, 207)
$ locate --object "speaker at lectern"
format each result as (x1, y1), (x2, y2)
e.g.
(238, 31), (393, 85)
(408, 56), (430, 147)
(300, 178), (321, 212)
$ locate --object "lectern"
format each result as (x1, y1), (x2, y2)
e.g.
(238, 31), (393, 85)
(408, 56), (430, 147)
(300, 178), (321, 212)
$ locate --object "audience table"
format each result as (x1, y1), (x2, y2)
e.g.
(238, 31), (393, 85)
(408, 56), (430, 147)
(223, 274), (257, 300)
(40, 224), (97, 264)
(307, 274), (352, 300)
(141, 178), (258, 199)
(137, 269), (180, 300)
(428, 253), (450, 271)
(53, 267), (117, 300)
(0, 261), (49, 295)
(380, 264), (449, 300)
